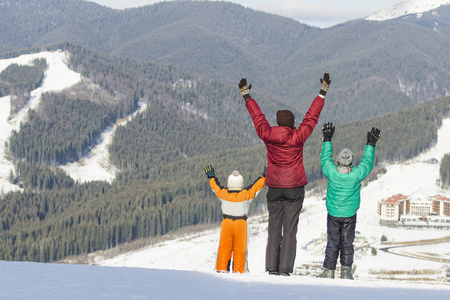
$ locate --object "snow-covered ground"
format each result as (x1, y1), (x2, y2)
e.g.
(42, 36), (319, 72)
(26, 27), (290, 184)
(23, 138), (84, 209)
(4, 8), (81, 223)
(1, 259), (449, 300)
(0, 51), (81, 194)
(366, 0), (450, 21)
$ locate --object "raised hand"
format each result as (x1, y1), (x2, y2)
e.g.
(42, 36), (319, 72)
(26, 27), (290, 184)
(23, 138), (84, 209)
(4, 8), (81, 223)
(238, 78), (252, 100)
(204, 165), (215, 178)
(367, 127), (381, 147)
(319, 73), (331, 96)
(322, 121), (335, 142)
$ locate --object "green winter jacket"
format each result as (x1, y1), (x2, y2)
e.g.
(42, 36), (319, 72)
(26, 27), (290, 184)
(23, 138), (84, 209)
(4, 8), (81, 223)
(321, 141), (375, 218)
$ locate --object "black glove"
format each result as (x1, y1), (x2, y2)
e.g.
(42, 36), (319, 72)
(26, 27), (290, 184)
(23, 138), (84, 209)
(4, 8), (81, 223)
(204, 165), (215, 178)
(322, 121), (335, 142)
(367, 127), (381, 147)
(319, 73), (331, 97)
(238, 78), (252, 100)
(263, 165), (267, 177)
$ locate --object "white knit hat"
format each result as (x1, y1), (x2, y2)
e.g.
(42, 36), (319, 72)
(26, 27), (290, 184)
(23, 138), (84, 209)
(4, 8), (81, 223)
(227, 170), (244, 191)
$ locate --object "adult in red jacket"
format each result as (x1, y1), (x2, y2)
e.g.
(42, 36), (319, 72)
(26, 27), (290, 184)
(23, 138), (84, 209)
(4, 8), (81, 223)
(238, 74), (330, 276)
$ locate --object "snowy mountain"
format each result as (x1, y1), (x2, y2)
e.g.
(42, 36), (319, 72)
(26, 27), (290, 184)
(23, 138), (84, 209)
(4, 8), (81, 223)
(366, 0), (450, 21)
(2, 0), (450, 124)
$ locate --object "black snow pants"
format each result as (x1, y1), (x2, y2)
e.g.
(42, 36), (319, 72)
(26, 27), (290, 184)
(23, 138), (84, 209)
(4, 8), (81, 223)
(323, 213), (356, 270)
(265, 186), (304, 274)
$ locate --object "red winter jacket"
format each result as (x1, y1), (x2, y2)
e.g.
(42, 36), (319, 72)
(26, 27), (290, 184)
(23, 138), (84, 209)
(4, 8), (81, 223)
(245, 96), (325, 189)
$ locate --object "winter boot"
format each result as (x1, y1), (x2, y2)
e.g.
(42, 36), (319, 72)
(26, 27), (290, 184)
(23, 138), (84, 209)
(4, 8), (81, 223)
(317, 268), (335, 279)
(340, 265), (354, 280)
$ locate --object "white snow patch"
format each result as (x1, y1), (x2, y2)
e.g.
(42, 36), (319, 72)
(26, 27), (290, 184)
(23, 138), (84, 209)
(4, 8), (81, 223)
(60, 102), (148, 183)
(366, 0), (450, 22)
(0, 95), (21, 194)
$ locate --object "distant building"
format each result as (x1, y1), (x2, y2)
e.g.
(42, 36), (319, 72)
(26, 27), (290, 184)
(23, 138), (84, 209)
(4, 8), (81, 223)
(378, 194), (409, 221)
(430, 195), (450, 216)
(378, 193), (450, 228)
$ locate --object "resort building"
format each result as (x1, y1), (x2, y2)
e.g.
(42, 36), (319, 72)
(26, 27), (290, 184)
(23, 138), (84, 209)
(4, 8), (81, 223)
(378, 192), (450, 228)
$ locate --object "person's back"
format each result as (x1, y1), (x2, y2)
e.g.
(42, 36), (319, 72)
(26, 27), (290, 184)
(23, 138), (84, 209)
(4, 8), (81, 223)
(244, 87), (325, 189)
(321, 144), (375, 218)
(204, 165), (265, 273)
(238, 74), (330, 276)
(318, 122), (380, 280)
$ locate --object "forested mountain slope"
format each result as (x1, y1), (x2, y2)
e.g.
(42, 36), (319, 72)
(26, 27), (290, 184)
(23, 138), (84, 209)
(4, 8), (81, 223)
(1, 0), (449, 124)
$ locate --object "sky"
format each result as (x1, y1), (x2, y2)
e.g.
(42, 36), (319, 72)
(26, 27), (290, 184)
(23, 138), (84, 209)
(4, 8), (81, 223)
(82, 0), (400, 28)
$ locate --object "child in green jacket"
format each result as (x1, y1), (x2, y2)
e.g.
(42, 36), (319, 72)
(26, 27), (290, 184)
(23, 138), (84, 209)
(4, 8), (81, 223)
(318, 122), (380, 280)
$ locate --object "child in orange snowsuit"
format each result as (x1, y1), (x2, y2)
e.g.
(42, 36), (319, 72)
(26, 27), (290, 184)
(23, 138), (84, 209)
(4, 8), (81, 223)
(204, 165), (265, 273)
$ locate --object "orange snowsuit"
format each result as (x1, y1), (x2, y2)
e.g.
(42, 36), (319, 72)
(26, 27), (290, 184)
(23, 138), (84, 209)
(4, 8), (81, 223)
(208, 176), (265, 273)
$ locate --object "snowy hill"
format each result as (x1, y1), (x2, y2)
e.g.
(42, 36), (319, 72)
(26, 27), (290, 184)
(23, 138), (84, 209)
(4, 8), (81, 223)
(366, 0), (450, 21)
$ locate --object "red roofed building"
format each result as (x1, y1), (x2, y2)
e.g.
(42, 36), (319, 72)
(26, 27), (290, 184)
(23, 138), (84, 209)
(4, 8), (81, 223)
(378, 193), (450, 227)
(378, 194), (410, 221)
(429, 195), (450, 216)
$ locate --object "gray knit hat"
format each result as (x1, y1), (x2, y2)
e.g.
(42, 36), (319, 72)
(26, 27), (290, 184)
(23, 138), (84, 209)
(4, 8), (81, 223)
(336, 148), (354, 167)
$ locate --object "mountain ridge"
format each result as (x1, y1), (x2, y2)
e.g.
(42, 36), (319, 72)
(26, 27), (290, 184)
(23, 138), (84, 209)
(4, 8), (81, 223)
(1, 0), (450, 124)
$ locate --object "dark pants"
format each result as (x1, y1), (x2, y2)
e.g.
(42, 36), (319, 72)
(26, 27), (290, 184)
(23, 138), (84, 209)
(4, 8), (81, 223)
(323, 213), (356, 270)
(265, 187), (304, 274)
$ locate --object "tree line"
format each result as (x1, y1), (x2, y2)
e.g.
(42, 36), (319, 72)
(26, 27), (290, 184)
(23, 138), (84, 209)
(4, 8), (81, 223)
(441, 153), (450, 188)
